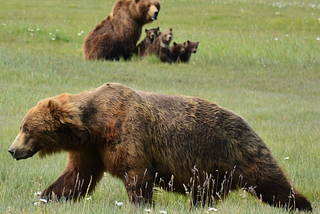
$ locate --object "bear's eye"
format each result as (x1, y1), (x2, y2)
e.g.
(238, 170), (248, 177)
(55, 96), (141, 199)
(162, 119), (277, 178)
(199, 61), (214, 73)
(147, 4), (150, 7)
(23, 127), (29, 133)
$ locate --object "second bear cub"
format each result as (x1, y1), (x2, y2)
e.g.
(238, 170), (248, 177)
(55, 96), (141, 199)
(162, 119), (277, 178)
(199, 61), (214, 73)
(144, 28), (173, 64)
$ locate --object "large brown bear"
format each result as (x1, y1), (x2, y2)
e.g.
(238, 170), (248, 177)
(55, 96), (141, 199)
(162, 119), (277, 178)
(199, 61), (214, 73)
(8, 83), (312, 211)
(83, 0), (160, 60)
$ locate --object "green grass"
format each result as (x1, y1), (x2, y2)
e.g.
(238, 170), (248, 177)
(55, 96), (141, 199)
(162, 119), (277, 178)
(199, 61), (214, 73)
(1, 0), (319, 213)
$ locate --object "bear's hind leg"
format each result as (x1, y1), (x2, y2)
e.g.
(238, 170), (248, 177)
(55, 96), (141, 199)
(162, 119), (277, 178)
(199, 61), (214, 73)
(249, 164), (312, 211)
(40, 150), (105, 201)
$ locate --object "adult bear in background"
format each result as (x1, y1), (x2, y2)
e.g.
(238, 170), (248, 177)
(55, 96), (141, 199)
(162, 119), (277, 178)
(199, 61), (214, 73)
(8, 83), (312, 211)
(83, 0), (160, 60)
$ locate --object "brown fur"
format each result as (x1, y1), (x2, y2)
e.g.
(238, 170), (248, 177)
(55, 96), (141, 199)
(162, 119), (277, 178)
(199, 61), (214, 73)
(171, 42), (186, 62)
(8, 83), (312, 211)
(83, 0), (160, 60)
(180, 40), (199, 63)
(144, 28), (173, 64)
(135, 27), (160, 56)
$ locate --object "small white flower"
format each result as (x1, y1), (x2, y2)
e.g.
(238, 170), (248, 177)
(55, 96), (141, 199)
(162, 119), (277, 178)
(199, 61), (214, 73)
(81, 31), (84, 33)
(52, 38), (56, 40)
(49, 32), (52, 35)
(275, 38), (278, 40)
(39, 198), (48, 203)
(34, 202), (39, 205)
(86, 196), (92, 200)
(159, 210), (167, 214)
(284, 157), (289, 160)
(115, 201), (124, 206)
(56, 29), (59, 31)
(144, 208), (152, 213)
(2, 23), (6, 26)
(37, 28), (40, 31)
(317, 37), (320, 41)
(285, 34), (289, 37)
(34, 191), (41, 196)
(78, 33), (82, 36)
(208, 207), (218, 212)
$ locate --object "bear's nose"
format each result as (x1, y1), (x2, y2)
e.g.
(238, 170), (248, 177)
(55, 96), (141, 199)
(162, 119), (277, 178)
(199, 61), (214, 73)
(8, 148), (15, 157)
(154, 11), (158, 18)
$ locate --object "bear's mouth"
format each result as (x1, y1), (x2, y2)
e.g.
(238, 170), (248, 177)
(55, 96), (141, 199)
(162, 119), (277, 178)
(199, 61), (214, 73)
(8, 148), (37, 160)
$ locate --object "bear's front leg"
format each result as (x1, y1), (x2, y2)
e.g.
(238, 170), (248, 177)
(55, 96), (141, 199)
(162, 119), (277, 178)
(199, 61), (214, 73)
(40, 150), (105, 201)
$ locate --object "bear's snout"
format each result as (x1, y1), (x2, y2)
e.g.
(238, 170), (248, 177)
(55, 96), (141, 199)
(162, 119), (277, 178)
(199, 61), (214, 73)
(8, 148), (15, 158)
(148, 5), (159, 21)
(153, 11), (158, 20)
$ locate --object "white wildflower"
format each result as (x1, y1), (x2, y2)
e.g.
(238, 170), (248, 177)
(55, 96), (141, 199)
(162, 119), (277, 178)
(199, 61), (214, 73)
(144, 208), (152, 213)
(86, 196), (92, 200)
(52, 38), (55, 40)
(115, 201), (124, 206)
(159, 210), (167, 214)
(39, 198), (48, 203)
(208, 207), (218, 212)
(34, 191), (41, 196)
(284, 157), (289, 160)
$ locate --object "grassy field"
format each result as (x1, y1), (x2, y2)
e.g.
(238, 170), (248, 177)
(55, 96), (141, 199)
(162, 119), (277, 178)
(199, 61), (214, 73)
(1, 0), (319, 213)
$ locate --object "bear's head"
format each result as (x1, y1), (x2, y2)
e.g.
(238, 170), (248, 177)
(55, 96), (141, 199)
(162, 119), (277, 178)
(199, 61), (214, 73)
(134, 0), (161, 24)
(159, 28), (173, 47)
(184, 40), (199, 54)
(171, 42), (186, 55)
(8, 96), (82, 160)
(145, 27), (160, 42)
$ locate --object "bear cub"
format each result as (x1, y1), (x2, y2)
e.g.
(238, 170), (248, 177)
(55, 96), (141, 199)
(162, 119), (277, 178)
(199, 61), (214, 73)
(135, 27), (160, 56)
(171, 42), (186, 62)
(144, 28), (173, 64)
(180, 40), (199, 62)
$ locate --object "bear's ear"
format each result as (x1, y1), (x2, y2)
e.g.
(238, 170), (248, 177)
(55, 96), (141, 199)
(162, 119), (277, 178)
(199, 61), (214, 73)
(169, 28), (172, 32)
(183, 42), (186, 46)
(173, 42), (177, 46)
(145, 29), (148, 33)
(134, 0), (140, 3)
(158, 32), (161, 36)
(187, 40), (190, 44)
(46, 98), (62, 115)
(156, 27), (160, 31)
